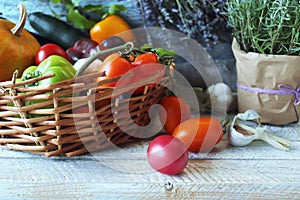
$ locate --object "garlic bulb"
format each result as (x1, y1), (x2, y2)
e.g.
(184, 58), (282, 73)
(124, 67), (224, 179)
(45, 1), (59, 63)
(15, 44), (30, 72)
(228, 110), (291, 151)
(207, 82), (233, 112)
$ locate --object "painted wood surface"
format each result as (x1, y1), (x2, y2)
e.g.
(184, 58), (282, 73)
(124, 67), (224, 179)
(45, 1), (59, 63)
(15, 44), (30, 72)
(0, 122), (299, 199)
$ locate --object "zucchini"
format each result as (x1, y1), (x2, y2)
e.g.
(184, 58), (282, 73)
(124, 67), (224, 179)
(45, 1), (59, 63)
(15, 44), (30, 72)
(28, 12), (88, 49)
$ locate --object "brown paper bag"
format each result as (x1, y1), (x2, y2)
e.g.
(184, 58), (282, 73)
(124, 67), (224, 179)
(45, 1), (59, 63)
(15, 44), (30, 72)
(232, 39), (300, 125)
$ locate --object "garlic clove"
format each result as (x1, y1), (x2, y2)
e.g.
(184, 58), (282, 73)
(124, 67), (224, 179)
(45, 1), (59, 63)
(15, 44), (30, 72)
(228, 126), (256, 146)
(228, 110), (292, 151)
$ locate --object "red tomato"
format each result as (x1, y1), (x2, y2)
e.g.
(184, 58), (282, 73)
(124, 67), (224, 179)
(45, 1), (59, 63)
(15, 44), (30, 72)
(172, 117), (223, 153)
(147, 135), (188, 175)
(123, 63), (165, 95)
(97, 53), (133, 87)
(132, 52), (159, 67)
(36, 43), (71, 65)
(159, 96), (191, 134)
(131, 52), (162, 94)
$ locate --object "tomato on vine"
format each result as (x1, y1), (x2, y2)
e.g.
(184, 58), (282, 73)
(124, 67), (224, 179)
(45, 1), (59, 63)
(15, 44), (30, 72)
(96, 48), (171, 96)
(97, 53), (133, 87)
(130, 52), (165, 94)
(132, 52), (159, 67)
(172, 117), (223, 153)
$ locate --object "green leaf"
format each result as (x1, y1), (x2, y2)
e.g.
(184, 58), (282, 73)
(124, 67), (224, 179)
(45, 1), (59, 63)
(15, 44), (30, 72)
(108, 4), (127, 15)
(153, 48), (177, 56)
(140, 44), (177, 56)
(66, 8), (95, 29)
(51, 0), (62, 4)
(49, 5), (62, 19)
(82, 4), (107, 13)
(65, 1), (75, 11)
(81, 4), (108, 18)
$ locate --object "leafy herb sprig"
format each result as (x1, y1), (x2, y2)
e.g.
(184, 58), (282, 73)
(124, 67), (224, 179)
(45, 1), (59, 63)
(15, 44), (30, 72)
(224, 0), (300, 55)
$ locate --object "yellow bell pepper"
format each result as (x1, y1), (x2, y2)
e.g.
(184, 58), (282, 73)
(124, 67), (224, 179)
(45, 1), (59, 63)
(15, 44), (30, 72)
(89, 15), (135, 44)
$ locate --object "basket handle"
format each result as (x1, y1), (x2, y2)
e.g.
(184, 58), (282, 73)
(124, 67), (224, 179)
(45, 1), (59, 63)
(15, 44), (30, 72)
(75, 42), (134, 77)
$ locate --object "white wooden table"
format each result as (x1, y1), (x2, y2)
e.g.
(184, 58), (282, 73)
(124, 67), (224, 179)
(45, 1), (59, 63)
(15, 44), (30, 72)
(0, 122), (299, 199)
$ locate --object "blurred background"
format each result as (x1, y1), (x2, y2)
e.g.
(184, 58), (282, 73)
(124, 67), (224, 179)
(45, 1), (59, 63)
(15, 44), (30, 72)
(0, 0), (236, 91)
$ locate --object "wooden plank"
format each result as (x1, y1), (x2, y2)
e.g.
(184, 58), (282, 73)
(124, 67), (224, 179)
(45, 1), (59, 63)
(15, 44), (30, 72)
(1, 139), (300, 159)
(0, 158), (299, 199)
(0, 182), (299, 199)
(265, 122), (300, 141)
(1, 142), (300, 180)
(83, 140), (300, 161)
(0, 128), (298, 199)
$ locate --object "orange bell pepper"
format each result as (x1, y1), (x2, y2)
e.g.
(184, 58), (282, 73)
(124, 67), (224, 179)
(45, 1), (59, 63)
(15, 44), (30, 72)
(89, 15), (135, 44)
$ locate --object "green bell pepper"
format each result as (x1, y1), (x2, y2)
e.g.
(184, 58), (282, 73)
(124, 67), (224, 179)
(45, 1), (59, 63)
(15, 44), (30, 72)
(22, 55), (76, 86)
(20, 55), (76, 116)
(21, 65), (40, 87)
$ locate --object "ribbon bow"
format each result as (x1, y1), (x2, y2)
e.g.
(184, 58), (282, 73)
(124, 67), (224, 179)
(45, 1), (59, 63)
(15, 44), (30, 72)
(278, 84), (300, 106)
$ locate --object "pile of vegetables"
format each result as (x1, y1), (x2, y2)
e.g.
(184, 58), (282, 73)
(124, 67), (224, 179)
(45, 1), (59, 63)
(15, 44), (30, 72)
(1, 3), (225, 176)
(28, 0), (133, 50)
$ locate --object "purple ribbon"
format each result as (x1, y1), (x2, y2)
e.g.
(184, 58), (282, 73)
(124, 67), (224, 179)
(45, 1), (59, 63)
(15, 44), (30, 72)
(237, 83), (300, 106)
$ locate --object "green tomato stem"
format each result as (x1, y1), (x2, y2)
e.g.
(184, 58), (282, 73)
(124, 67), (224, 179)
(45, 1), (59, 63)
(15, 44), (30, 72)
(75, 42), (134, 77)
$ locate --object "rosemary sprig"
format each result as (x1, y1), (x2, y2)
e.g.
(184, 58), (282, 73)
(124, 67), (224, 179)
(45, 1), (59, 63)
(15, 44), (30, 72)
(224, 0), (300, 55)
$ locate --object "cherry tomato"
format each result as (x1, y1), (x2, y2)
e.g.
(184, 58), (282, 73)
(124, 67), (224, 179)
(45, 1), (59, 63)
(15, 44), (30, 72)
(35, 43), (71, 65)
(125, 63), (166, 95)
(97, 53), (132, 87)
(159, 96), (191, 134)
(147, 135), (188, 175)
(132, 52), (159, 67)
(131, 52), (163, 94)
(172, 117), (223, 153)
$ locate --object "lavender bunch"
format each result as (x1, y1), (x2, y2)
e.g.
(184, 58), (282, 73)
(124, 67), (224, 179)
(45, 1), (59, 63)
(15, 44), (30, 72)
(138, 0), (230, 49)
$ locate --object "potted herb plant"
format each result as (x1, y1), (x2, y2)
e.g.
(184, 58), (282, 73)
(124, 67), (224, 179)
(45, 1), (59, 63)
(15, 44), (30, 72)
(224, 0), (300, 125)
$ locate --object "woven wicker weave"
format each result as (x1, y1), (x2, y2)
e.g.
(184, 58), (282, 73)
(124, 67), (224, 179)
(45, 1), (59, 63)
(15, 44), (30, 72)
(0, 66), (172, 157)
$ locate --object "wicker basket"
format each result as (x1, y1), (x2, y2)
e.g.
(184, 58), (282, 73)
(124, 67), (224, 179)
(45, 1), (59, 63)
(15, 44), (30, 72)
(0, 65), (172, 157)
